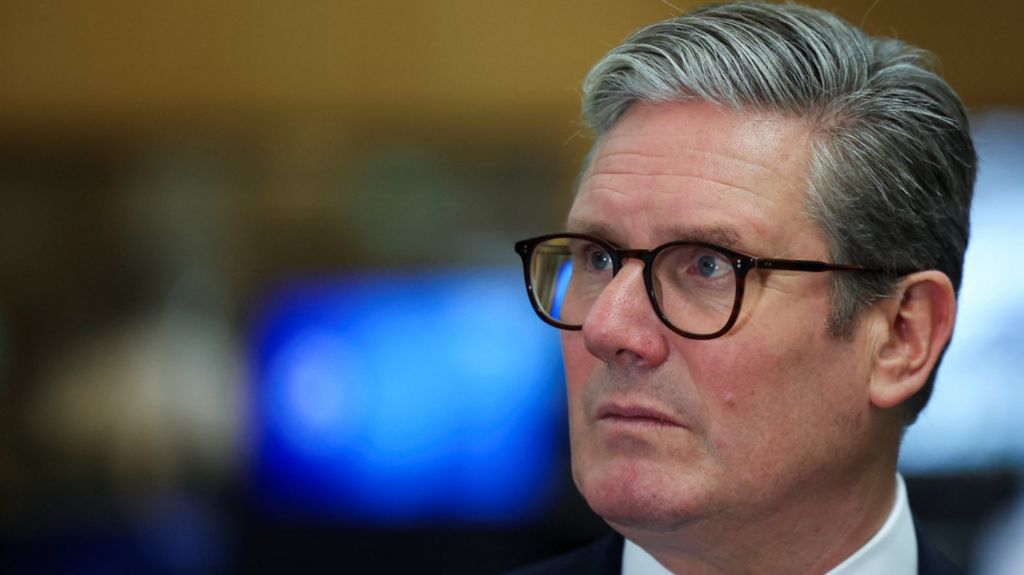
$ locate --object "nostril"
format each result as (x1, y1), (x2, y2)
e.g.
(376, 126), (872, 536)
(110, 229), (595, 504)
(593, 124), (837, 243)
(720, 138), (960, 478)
(614, 348), (643, 364)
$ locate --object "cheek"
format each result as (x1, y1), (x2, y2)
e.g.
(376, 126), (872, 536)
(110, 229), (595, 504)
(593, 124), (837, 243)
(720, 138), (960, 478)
(685, 328), (861, 460)
(560, 332), (593, 414)
(561, 332), (590, 385)
(560, 332), (599, 485)
(683, 340), (767, 415)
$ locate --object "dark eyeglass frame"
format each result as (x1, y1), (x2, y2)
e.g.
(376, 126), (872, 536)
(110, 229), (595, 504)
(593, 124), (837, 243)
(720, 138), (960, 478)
(515, 233), (911, 340)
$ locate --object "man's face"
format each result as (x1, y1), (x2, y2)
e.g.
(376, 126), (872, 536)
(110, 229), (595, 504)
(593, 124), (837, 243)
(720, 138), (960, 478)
(563, 101), (880, 533)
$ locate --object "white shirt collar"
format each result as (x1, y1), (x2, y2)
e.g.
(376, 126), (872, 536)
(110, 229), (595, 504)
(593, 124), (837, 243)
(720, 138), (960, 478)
(826, 474), (917, 575)
(622, 536), (673, 575)
(621, 474), (917, 575)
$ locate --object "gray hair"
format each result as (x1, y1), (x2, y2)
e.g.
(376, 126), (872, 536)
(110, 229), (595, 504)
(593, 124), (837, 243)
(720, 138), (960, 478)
(581, 2), (976, 424)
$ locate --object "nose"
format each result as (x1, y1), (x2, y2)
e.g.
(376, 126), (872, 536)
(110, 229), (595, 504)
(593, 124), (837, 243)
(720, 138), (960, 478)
(580, 260), (670, 368)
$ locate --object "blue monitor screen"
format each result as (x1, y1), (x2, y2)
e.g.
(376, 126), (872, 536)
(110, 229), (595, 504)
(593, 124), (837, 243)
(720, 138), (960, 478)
(250, 268), (566, 525)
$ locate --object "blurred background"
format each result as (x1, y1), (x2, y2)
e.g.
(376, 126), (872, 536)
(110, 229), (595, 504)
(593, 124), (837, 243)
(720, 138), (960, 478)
(1, 1), (1022, 573)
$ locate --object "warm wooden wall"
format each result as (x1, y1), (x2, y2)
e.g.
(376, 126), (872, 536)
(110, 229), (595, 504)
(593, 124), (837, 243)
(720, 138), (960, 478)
(1, 0), (1020, 134)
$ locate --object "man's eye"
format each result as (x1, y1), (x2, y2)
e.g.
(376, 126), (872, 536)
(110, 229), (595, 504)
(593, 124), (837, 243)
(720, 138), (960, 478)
(586, 247), (613, 271)
(693, 253), (728, 278)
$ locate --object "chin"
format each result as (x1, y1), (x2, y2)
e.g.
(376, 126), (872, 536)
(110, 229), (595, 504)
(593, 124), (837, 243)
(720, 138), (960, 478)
(575, 456), (707, 532)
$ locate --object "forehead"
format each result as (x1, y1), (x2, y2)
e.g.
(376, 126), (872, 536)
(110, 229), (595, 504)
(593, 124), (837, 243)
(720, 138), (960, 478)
(569, 101), (818, 254)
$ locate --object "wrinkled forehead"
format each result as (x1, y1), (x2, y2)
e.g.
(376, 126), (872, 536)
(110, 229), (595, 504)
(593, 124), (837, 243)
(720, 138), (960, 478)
(567, 101), (823, 256)
(575, 100), (813, 185)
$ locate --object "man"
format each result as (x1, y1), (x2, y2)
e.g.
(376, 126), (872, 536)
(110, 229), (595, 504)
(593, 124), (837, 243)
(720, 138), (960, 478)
(511, 2), (974, 574)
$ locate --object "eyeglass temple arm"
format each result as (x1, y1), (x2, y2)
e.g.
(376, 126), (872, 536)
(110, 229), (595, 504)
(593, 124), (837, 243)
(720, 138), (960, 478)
(755, 258), (898, 274)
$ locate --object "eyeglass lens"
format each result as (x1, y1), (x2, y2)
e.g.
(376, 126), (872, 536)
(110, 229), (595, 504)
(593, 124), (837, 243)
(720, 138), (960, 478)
(528, 236), (738, 336)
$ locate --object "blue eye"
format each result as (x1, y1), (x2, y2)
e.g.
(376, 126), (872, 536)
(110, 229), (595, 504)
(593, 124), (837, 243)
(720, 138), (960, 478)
(696, 255), (719, 277)
(588, 247), (613, 272)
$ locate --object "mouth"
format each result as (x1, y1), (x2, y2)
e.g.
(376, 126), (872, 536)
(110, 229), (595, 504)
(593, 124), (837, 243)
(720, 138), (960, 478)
(596, 402), (685, 428)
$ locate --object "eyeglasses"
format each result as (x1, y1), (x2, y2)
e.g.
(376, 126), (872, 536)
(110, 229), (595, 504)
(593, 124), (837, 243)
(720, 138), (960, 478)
(515, 233), (902, 340)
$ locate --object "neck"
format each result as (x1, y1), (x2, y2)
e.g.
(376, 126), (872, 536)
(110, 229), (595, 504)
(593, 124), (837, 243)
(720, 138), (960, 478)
(613, 460), (899, 575)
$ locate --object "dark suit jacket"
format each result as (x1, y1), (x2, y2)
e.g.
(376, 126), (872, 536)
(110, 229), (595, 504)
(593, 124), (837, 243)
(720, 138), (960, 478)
(505, 524), (964, 575)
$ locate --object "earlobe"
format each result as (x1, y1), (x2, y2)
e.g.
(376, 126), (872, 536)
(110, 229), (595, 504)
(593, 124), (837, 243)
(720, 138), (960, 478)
(868, 272), (956, 410)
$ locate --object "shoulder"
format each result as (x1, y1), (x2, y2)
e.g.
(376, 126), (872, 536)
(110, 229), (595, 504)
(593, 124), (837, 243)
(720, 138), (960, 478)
(503, 533), (624, 575)
(916, 523), (966, 575)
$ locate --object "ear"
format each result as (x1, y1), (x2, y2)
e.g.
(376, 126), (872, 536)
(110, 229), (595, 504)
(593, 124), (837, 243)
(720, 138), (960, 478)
(869, 271), (957, 410)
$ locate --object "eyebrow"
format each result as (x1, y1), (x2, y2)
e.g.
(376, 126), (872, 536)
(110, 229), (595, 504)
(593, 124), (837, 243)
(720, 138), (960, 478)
(565, 219), (621, 243)
(566, 219), (748, 251)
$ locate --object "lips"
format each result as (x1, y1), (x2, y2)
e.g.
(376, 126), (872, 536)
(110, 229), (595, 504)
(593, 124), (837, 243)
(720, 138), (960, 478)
(597, 402), (684, 428)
